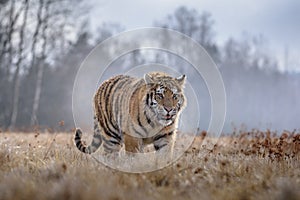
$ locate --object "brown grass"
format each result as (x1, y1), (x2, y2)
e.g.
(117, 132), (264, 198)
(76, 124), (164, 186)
(0, 130), (299, 200)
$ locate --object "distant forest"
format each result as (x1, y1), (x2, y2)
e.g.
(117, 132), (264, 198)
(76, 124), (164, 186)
(0, 1), (299, 132)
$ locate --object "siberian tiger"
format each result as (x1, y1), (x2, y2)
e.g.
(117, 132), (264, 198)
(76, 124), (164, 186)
(74, 72), (186, 154)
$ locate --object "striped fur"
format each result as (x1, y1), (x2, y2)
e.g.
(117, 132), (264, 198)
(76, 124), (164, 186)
(75, 72), (186, 154)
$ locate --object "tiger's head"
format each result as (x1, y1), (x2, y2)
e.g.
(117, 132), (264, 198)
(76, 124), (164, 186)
(144, 72), (186, 126)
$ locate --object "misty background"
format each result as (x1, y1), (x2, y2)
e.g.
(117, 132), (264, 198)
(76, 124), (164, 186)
(0, 0), (299, 133)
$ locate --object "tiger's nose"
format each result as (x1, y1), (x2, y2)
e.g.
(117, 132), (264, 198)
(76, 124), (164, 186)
(164, 106), (172, 112)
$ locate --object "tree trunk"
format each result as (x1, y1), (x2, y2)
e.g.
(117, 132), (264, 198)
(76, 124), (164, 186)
(31, 0), (49, 126)
(9, 0), (29, 130)
(9, 65), (20, 129)
(31, 59), (45, 126)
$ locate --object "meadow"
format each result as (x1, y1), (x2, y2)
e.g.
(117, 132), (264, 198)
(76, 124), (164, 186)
(0, 130), (299, 200)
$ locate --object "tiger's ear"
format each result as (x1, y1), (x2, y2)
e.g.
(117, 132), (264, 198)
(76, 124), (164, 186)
(144, 73), (154, 84)
(176, 74), (186, 85)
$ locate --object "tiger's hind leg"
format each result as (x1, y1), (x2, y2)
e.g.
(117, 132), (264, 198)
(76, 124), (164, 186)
(102, 135), (123, 154)
(101, 127), (123, 154)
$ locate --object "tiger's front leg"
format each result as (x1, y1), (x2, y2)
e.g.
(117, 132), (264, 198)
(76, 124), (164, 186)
(153, 131), (174, 151)
(153, 131), (176, 165)
(124, 134), (143, 153)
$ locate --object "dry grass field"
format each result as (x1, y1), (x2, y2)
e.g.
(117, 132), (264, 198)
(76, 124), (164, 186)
(0, 130), (299, 200)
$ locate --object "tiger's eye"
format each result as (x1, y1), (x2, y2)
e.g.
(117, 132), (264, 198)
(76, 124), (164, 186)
(173, 94), (178, 100)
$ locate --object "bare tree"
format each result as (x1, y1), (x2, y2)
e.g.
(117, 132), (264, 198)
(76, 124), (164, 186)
(0, 0), (23, 76)
(155, 6), (220, 64)
(0, 0), (88, 129)
(30, 0), (86, 126)
(9, 0), (30, 130)
(30, 0), (48, 126)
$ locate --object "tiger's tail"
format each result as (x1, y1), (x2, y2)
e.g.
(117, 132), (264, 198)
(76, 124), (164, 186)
(74, 116), (102, 154)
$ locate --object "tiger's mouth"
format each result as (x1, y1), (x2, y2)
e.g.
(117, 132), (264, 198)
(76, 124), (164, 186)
(158, 116), (174, 126)
(162, 114), (175, 120)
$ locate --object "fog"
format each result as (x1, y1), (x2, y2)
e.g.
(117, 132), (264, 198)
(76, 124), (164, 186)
(0, 2), (299, 133)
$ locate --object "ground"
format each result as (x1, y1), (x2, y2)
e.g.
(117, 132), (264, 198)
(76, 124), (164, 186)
(0, 130), (299, 200)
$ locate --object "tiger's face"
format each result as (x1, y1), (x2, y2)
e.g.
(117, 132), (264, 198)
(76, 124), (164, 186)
(144, 72), (186, 126)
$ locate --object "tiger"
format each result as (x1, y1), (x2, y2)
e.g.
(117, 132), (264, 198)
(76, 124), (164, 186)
(74, 71), (186, 154)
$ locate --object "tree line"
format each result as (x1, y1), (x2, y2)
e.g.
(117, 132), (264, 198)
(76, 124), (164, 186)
(0, 4), (299, 132)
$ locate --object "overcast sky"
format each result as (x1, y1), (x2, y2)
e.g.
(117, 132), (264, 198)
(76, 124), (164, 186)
(88, 0), (300, 72)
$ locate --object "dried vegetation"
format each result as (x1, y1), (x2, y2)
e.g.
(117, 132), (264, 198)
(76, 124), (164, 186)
(0, 130), (299, 200)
